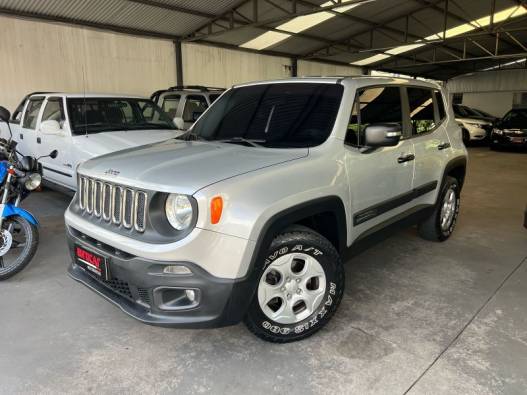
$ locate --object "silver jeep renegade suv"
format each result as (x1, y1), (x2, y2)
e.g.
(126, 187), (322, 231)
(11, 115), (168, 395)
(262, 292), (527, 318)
(66, 76), (467, 343)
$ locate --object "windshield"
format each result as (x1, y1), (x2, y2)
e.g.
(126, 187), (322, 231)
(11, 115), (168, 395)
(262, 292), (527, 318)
(454, 105), (480, 118)
(187, 83), (343, 148)
(500, 109), (527, 129)
(67, 98), (176, 135)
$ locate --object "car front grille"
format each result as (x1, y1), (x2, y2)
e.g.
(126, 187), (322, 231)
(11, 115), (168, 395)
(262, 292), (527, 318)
(78, 175), (148, 233)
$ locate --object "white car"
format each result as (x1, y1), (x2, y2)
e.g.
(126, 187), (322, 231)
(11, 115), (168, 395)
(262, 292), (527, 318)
(3, 93), (182, 192)
(151, 86), (225, 130)
(453, 104), (492, 143)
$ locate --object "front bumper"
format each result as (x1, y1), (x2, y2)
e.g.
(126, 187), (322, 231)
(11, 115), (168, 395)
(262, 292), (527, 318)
(66, 226), (255, 328)
(466, 125), (487, 140)
(491, 133), (527, 148)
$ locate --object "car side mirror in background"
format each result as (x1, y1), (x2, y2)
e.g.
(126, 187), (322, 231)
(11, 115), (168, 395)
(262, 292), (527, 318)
(364, 123), (402, 148)
(49, 150), (58, 159)
(173, 116), (185, 130)
(0, 106), (11, 123)
(40, 120), (62, 135)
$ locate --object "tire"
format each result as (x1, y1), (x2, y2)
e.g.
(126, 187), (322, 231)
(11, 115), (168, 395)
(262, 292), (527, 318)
(418, 176), (460, 242)
(462, 129), (470, 146)
(244, 226), (344, 343)
(0, 216), (39, 280)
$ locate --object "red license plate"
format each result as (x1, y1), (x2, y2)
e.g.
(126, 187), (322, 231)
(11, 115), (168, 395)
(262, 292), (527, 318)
(511, 137), (525, 143)
(75, 245), (109, 280)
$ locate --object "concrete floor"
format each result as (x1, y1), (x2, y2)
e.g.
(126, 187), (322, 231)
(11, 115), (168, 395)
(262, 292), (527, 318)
(1, 147), (526, 394)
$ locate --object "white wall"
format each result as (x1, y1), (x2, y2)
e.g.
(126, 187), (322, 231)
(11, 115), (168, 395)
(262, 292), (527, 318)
(0, 15), (177, 112)
(298, 60), (362, 77)
(182, 43), (291, 88)
(446, 69), (527, 117)
(461, 92), (514, 118)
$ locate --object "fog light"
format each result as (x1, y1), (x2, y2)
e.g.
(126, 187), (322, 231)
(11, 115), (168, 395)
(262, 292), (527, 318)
(185, 289), (196, 302)
(163, 265), (192, 275)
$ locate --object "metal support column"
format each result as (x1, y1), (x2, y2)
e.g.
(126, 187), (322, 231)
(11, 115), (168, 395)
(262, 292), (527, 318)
(291, 57), (298, 77)
(175, 40), (183, 86)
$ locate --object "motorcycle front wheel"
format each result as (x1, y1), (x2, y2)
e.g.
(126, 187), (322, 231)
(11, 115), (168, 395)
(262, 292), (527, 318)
(0, 216), (39, 280)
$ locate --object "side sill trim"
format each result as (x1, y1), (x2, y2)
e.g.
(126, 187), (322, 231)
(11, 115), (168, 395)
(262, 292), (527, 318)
(353, 181), (438, 226)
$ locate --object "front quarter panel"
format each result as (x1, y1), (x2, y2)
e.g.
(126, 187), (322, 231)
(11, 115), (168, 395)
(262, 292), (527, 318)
(193, 143), (350, 276)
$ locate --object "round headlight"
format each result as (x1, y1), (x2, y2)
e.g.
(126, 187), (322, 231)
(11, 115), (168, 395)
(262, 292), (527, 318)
(24, 173), (42, 191)
(165, 194), (193, 230)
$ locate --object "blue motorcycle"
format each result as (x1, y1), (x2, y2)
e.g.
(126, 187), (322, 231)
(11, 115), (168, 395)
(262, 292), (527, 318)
(0, 106), (57, 280)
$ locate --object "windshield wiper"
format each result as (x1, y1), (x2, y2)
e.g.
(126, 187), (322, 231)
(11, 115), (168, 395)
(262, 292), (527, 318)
(218, 137), (266, 147)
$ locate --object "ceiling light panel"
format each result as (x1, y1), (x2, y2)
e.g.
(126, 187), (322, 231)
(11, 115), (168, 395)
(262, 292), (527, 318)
(351, 5), (527, 66)
(241, 0), (362, 50)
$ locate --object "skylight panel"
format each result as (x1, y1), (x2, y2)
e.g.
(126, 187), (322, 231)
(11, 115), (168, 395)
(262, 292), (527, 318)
(241, 0), (362, 50)
(351, 5), (527, 66)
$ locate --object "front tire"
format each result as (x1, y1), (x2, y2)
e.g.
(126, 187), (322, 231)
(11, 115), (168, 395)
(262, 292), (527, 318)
(418, 177), (460, 242)
(0, 216), (39, 280)
(244, 227), (344, 343)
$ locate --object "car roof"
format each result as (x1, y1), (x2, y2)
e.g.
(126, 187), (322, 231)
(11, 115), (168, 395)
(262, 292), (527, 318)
(232, 75), (442, 90)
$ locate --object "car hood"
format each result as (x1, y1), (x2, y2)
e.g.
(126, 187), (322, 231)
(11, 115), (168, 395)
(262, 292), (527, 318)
(72, 129), (183, 157)
(79, 139), (308, 195)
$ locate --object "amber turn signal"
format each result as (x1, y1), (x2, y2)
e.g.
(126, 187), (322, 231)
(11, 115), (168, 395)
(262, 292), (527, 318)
(210, 196), (223, 224)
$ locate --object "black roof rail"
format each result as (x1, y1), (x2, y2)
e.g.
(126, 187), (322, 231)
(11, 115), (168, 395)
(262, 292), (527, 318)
(166, 85), (225, 92)
(151, 86), (225, 102)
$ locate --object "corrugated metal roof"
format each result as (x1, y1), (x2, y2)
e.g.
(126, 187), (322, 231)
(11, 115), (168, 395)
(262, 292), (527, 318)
(0, 0), (525, 79)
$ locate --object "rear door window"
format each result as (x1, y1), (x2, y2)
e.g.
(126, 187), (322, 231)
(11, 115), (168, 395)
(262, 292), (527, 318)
(161, 94), (181, 119)
(22, 98), (45, 129)
(434, 90), (446, 122)
(182, 95), (208, 122)
(407, 88), (436, 135)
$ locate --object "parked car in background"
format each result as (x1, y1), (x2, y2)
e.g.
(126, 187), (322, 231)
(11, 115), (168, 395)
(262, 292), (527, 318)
(469, 107), (498, 123)
(0, 93), (182, 192)
(151, 86), (225, 130)
(453, 104), (493, 144)
(490, 107), (527, 150)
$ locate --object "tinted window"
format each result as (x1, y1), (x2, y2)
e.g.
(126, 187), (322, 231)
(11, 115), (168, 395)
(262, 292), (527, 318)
(42, 98), (65, 125)
(434, 90), (446, 121)
(190, 83), (343, 148)
(183, 95), (208, 122)
(67, 98), (175, 135)
(347, 86), (402, 146)
(209, 94), (221, 103)
(162, 94), (181, 119)
(408, 88), (435, 135)
(22, 98), (44, 129)
(500, 109), (527, 129)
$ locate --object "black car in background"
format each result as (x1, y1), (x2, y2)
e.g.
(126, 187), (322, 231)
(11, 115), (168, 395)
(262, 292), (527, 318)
(490, 108), (527, 150)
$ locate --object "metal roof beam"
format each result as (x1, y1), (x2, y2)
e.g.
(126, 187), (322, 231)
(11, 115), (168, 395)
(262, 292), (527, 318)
(0, 7), (180, 41)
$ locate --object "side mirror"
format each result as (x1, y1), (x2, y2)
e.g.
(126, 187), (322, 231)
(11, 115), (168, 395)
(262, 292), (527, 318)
(364, 123), (402, 148)
(49, 149), (58, 159)
(0, 106), (11, 123)
(40, 119), (62, 135)
(192, 111), (204, 122)
(173, 116), (185, 130)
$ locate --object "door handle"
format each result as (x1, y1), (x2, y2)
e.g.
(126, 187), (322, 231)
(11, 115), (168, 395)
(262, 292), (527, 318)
(37, 137), (41, 144)
(397, 154), (415, 164)
(19, 133), (23, 140)
(437, 142), (451, 150)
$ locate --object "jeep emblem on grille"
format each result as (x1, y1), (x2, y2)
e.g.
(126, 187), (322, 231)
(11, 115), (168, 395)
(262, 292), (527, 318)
(104, 168), (120, 176)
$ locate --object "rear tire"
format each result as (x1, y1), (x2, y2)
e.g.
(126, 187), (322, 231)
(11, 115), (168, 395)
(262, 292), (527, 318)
(0, 217), (39, 280)
(418, 177), (460, 242)
(244, 227), (344, 343)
